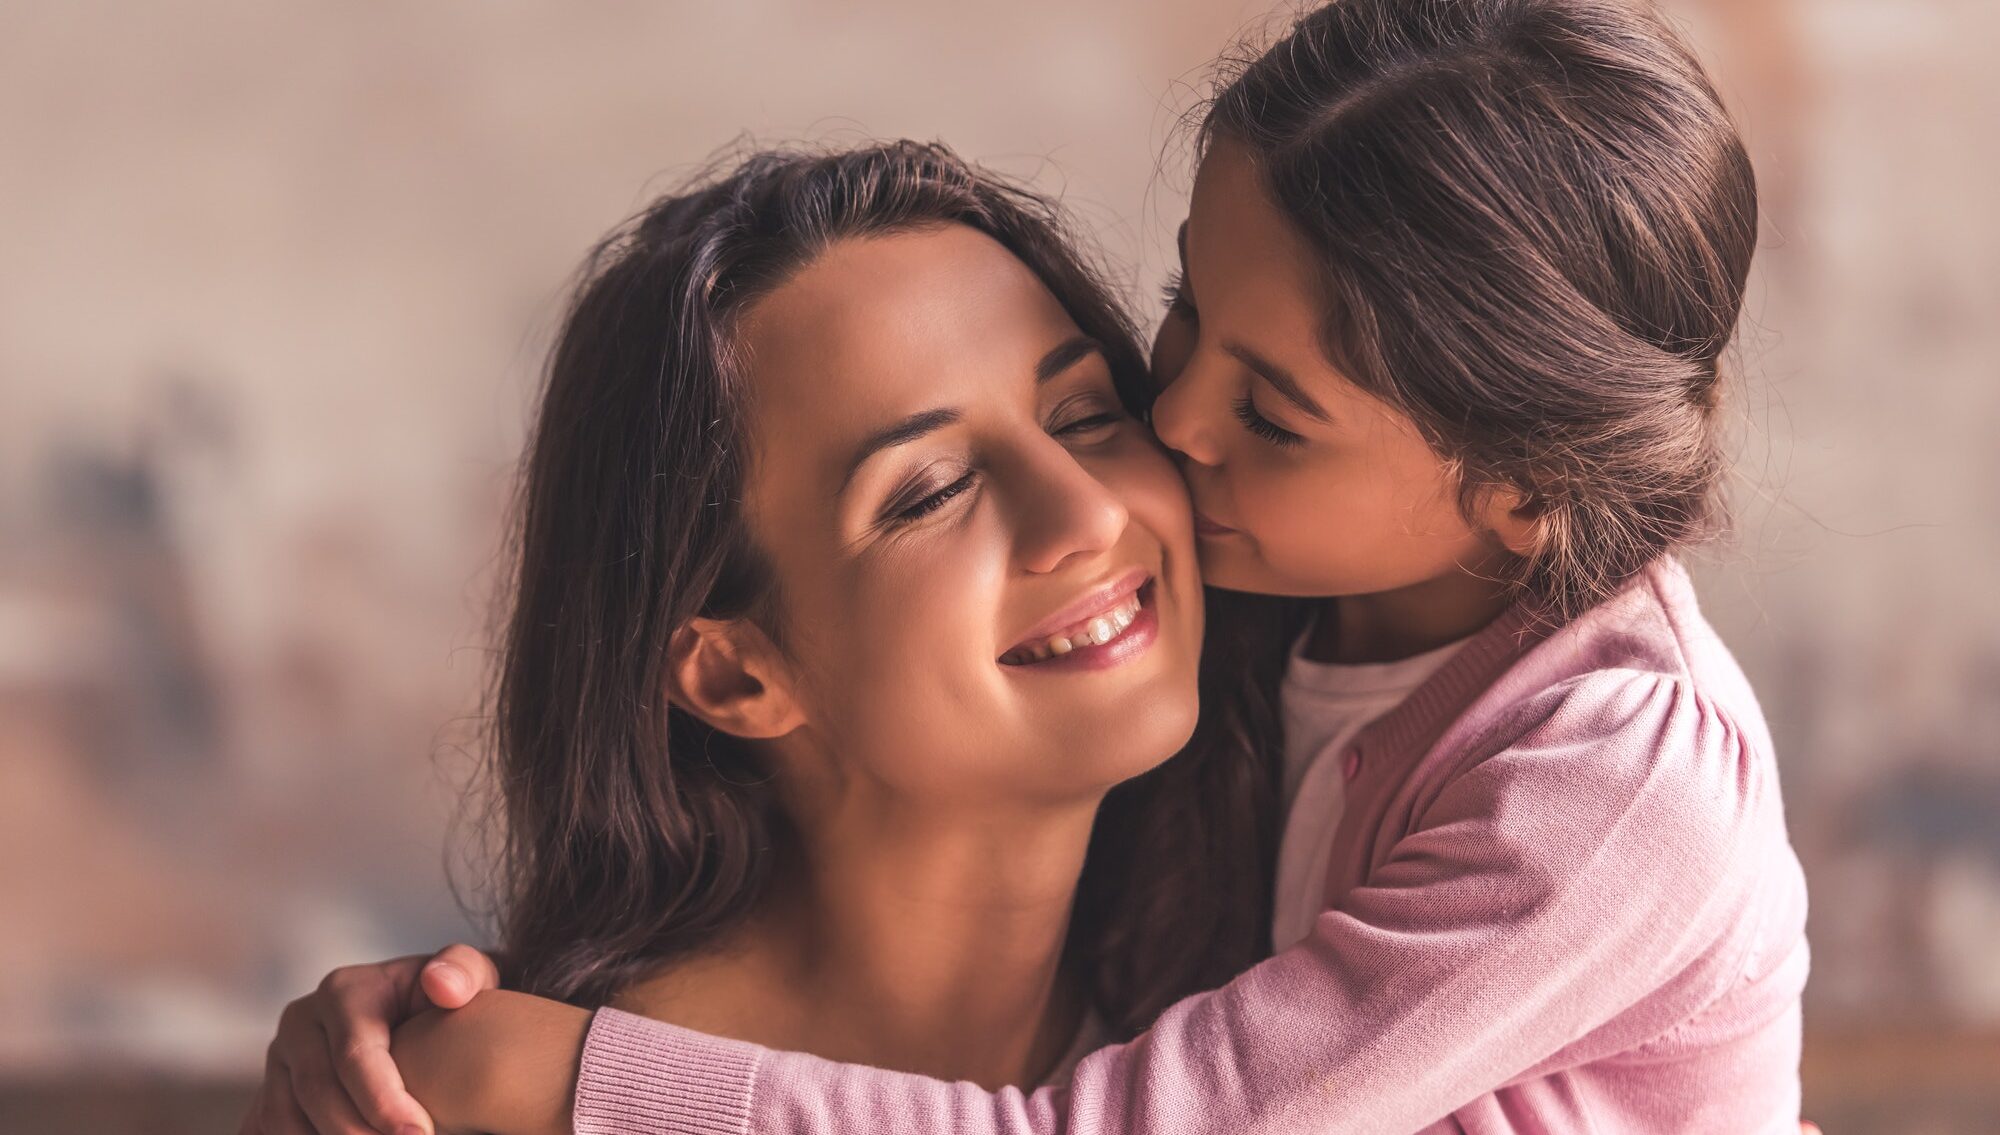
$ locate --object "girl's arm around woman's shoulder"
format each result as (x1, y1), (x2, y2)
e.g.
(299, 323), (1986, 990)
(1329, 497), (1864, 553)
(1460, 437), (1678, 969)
(391, 990), (590, 1135)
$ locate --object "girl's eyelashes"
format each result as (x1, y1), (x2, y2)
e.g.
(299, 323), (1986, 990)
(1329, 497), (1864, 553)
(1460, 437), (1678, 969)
(1232, 394), (1306, 449)
(1155, 265), (1296, 449)
(887, 469), (977, 525)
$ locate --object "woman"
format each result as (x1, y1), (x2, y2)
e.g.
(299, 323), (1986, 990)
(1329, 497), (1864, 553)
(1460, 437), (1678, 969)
(239, 141), (1288, 1135)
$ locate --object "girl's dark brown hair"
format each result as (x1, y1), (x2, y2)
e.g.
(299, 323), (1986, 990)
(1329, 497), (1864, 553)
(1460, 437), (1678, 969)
(1205, 0), (1758, 620)
(487, 141), (1282, 1035)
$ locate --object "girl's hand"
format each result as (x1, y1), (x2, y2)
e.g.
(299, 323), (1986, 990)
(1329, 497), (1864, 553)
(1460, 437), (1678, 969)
(391, 990), (592, 1135)
(239, 943), (502, 1135)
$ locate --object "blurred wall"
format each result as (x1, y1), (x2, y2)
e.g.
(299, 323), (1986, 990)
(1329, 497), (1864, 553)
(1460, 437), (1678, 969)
(1, 0), (1995, 1129)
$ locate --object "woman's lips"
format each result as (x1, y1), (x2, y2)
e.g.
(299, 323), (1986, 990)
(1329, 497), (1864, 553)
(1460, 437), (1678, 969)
(1192, 511), (1238, 537)
(999, 581), (1160, 672)
(1001, 567), (1150, 656)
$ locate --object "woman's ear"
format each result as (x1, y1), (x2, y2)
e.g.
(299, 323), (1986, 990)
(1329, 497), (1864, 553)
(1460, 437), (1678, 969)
(1477, 483), (1543, 558)
(665, 618), (805, 740)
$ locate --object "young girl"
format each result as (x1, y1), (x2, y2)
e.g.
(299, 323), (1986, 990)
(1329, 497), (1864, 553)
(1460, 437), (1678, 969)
(265, 0), (1810, 1131)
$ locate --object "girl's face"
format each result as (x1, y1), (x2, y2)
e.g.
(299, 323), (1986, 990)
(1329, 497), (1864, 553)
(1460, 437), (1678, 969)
(1148, 139), (1512, 599)
(728, 223), (1204, 806)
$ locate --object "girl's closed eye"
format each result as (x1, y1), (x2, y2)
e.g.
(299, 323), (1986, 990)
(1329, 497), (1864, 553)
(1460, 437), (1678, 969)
(1233, 393), (1305, 448)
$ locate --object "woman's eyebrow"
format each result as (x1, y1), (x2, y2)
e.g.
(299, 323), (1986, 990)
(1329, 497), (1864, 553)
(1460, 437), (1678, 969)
(1036, 335), (1105, 384)
(837, 338), (1101, 495)
(839, 407), (962, 493)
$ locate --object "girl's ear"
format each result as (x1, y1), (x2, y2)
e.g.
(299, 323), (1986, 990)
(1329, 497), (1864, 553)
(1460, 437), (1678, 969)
(1477, 483), (1543, 558)
(666, 618), (806, 740)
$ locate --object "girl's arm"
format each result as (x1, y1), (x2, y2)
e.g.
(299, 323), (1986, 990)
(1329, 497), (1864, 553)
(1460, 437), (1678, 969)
(389, 991), (590, 1135)
(561, 670), (1793, 1134)
(239, 944), (508, 1135)
(279, 670), (1796, 1135)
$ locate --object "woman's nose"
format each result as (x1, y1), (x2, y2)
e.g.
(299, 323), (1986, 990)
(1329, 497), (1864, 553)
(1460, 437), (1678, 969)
(1013, 448), (1131, 576)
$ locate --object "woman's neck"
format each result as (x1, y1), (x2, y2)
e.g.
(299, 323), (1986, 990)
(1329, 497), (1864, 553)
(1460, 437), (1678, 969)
(614, 790), (1099, 1090)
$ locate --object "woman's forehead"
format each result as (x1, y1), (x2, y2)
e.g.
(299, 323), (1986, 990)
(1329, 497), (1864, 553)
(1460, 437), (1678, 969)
(735, 225), (1080, 438)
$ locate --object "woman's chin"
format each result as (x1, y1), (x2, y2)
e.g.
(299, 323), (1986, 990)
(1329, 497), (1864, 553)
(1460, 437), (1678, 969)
(1073, 678), (1204, 787)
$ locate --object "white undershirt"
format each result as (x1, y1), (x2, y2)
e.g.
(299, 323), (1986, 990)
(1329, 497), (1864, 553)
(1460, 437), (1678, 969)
(1271, 628), (1468, 951)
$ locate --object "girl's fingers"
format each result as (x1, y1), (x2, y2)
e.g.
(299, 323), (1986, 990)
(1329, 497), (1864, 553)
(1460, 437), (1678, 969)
(237, 1082), (265, 1135)
(418, 943), (501, 1010)
(257, 1046), (317, 1135)
(288, 1040), (383, 1135)
(318, 964), (434, 1135)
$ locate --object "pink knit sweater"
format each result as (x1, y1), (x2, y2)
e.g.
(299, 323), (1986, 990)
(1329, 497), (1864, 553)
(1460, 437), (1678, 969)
(572, 558), (1809, 1133)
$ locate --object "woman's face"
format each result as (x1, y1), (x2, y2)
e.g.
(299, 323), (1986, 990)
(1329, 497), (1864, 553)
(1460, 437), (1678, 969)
(1147, 139), (1504, 599)
(732, 223), (1204, 806)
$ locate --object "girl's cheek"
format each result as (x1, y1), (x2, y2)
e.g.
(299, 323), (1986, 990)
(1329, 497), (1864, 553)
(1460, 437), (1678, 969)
(1119, 462), (1194, 537)
(1149, 313), (1195, 394)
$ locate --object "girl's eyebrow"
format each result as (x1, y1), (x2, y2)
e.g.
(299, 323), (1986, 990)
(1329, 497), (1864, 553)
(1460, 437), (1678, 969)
(1225, 342), (1333, 423)
(1180, 217), (1329, 422)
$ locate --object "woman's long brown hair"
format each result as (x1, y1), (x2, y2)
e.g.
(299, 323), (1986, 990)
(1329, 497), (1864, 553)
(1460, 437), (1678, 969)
(482, 141), (1284, 1036)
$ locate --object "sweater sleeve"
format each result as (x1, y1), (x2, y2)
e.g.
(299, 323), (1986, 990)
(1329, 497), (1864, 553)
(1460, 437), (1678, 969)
(572, 670), (1768, 1135)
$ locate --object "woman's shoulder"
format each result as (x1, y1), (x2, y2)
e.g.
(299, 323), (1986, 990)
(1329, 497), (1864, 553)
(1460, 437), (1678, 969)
(603, 938), (803, 1047)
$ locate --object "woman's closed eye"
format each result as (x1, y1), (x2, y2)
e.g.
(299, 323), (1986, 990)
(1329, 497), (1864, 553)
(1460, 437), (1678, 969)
(1048, 393), (1129, 443)
(886, 469), (978, 525)
(878, 391), (1127, 528)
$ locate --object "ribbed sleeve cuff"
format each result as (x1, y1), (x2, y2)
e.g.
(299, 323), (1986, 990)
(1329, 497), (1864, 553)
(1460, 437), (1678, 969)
(573, 1007), (763, 1135)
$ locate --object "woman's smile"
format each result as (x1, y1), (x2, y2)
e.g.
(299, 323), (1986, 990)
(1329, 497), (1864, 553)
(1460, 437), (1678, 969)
(999, 574), (1158, 670)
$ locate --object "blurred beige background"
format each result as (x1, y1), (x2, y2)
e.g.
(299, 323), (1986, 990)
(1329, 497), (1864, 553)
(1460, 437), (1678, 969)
(2, 1), (1995, 1132)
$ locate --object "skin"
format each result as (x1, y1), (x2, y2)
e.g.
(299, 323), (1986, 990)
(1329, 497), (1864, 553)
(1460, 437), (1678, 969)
(634, 222), (1204, 1083)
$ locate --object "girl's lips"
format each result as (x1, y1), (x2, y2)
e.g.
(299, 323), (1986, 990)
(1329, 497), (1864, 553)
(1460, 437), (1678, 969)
(1192, 511), (1238, 537)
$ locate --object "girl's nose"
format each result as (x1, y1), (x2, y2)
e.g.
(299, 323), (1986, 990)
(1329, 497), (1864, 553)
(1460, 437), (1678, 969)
(1149, 368), (1224, 468)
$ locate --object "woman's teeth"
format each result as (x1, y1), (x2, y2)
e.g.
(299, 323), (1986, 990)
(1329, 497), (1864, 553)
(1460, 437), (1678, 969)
(1001, 592), (1144, 665)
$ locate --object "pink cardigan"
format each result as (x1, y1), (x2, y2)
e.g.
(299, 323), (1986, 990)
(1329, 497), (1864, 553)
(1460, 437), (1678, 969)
(573, 558), (1809, 1133)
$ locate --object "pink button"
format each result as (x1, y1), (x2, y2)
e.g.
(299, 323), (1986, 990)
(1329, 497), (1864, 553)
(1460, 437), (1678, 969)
(1342, 748), (1362, 781)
